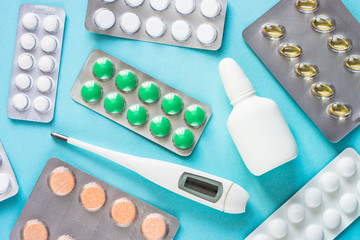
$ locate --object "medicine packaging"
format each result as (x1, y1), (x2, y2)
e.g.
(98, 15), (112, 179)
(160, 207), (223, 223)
(243, 0), (360, 142)
(71, 49), (212, 156)
(10, 158), (179, 240)
(85, 0), (227, 50)
(7, 4), (65, 123)
(245, 148), (360, 240)
(0, 140), (19, 202)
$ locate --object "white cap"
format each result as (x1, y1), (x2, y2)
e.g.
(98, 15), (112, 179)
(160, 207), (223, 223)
(219, 58), (254, 104)
(223, 183), (249, 214)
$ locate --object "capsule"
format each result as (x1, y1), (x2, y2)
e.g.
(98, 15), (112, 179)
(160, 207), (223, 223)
(295, 63), (318, 78)
(311, 83), (334, 99)
(296, 0), (318, 13)
(345, 56), (360, 72)
(279, 43), (302, 59)
(328, 36), (351, 52)
(262, 24), (285, 40)
(312, 16), (335, 33)
(328, 103), (351, 118)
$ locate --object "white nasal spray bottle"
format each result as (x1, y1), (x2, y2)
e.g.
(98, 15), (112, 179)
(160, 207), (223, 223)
(219, 58), (298, 176)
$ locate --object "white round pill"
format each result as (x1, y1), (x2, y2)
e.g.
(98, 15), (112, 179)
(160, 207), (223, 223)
(22, 12), (38, 30)
(34, 96), (51, 113)
(304, 188), (322, 208)
(94, 8), (116, 30)
(339, 193), (358, 214)
(197, 23), (217, 45)
(38, 56), (55, 73)
(15, 74), (32, 91)
(171, 20), (191, 42)
(175, 0), (195, 15)
(201, 0), (221, 18)
(36, 76), (54, 93)
(322, 209), (341, 230)
(287, 203), (305, 224)
(120, 12), (141, 34)
(305, 224), (324, 240)
(269, 218), (288, 239)
(41, 35), (58, 53)
(337, 157), (356, 178)
(17, 53), (34, 70)
(320, 172), (339, 193)
(150, 0), (170, 11)
(125, 0), (144, 7)
(145, 17), (166, 38)
(43, 15), (60, 32)
(0, 174), (11, 195)
(20, 33), (37, 51)
(12, 93), (30, 111)
(253, 234), (271, 240)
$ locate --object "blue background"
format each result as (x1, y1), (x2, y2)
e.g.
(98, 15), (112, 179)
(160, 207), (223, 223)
(1, 0), (360, 239)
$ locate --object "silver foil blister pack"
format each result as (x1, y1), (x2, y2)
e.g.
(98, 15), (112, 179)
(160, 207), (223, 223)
(71, 49), (212, 156)
(243, 0), (360, 142)
(0, 140), (19, 202)
(10, 158), (180, 240)
(85, 0), (227, 50)
(7, 4), (65, 123)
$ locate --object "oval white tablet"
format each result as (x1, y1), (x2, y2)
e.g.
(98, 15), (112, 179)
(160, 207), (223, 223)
(125, 0), (144, 7)
(18, 53), (34, 70)
(94, 8), (116, 30)
(269, 218), (287, 239)
(339, 193), (358, 214)
(175, 0), (195, 15)
(337, 157), (356, 178)
(120, 12), (141, 34)
(20, 33), (37, 51)
(322, 209), (341, 230)
(320, 172), (339, 193)
(12, 93), (30, 111)
(304, 188), (322, 208)
(171, 20), (191, 42)
(39, 56), (55, 73)
(145, 17), (166, 38)
(36, 76), (54, 93)
(34, 96), (51, 113)
(287, 203), (305, 224)
(253, 234), (271, 240)
(15, 74), (32, 91)
(43, 15), (60, 32)
(201, 0), (221, 18)
(305, 224), (324, 240)
(0, 174), (11, 195)
(22, 12), (38, 30)
(150, 0), (170, 11)
(197, 23), (217, 45)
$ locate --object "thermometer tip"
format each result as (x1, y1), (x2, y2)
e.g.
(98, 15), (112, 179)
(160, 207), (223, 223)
(51, 132), (69, 142)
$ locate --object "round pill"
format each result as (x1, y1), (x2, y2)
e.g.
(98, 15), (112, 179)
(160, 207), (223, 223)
(22, 219), (48, 240)
(94, 8), (116, 30)
(145, 17), (166, 38)
(320, 172), (339, 193)
(150, 116), (171, 137)
(36, 76), (54, 93)
(339, 193), (358, 214)
(15, 74), (32, 91)
(57, 235), (74, 240)
(111, 198), (137, 227)
(12, 93), (30, 111)
(125, 0), (144, 7)
(116, 70), (138, 92)
(34, 96), (51, 113)
(38, 56), (55, 73)
(304, 187), (322, 208)
(175, 0), (195, 15)
(173, 128), (194, 149)
(337, 157), (356, 178)
(49, 167), (75, 196)
(197, 24), (217, 45)
(104, 93), (125, 114)
(162, 93), (183, 115)
(139, 81), (160, 103)
(201, 0), (221, 18)
(141, 214), (167, 240)
(18, 53), (34, 70)
(171, 20), (191, 42)
(81, 81), (103, 103)
(305, 224), (323, 240)
(0, 174), (11, 195)
(120, 12), (141, 34)
(269, 218), (288, 239)
(127, 104), (148, 126)
(252, 235), (271, 240)
(22, 12), (38, 30)
(287, 203), (305, 224)
(80, 182), (106, 212)
(93, 58), (114, 80)
(41, 35), (58, 53)
(43, 15), (60, 32)
(20, 33), (37, 51)
(185, 105), (206, 128)
(322, 209), (341, 229)
(150, 0), (170, 11)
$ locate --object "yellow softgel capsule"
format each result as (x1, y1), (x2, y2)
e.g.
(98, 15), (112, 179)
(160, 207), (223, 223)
(329, 103), (351, 118)
(279, 43), (302, 59)
(296, 0), (318, 13)
(312, 16), (335, 33)
(262, 24), (285, 39)
(328, 36), (351, 52)
(295, 63), (318, 78)
(311, 83), (334, 98)
(345, 56), (360, 72)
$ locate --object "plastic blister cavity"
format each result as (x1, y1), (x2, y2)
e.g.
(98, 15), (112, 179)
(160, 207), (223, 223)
(0, 140), (19, 202)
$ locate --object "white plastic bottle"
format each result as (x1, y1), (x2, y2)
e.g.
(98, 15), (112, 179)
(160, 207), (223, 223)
(219, 58), (298, 176)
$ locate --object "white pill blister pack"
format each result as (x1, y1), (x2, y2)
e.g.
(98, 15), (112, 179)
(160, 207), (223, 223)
(7, 4), (65, 123)
(0, 140), (19, 202)
(85, 0), (227, 50)
(246, 148), (360, 240)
